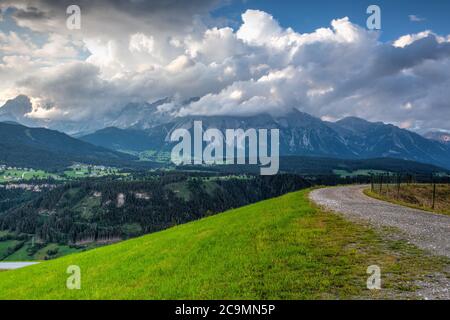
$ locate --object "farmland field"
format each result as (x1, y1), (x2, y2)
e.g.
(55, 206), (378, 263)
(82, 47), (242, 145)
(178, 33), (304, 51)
(63, 165), (126, 179)
(0, 169), (58, 183)
(333, 169), (391, 178)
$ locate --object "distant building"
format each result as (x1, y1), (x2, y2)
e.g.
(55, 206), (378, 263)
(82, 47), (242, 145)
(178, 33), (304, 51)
(117, 193), (126, 208)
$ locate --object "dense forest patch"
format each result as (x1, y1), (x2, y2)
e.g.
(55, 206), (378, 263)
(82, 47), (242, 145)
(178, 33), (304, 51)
(0, 173), (309, 260)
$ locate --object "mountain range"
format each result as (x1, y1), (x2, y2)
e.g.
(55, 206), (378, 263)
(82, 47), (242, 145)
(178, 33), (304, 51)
(81, 110), (450, 170)
(2, 95), (450, 170)
(0, 95), (35, 127)
(0, 122), (136, 170)
(0, 95), (178, 136)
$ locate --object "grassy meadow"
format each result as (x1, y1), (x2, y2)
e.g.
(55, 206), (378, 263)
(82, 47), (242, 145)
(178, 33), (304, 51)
(0, 169), (58, 183)
(366, 184), (450, 216)
(0, 189), (448, 299)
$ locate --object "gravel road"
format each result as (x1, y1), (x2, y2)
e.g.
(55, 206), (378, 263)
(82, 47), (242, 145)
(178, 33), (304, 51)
(310, 185), (450, 258)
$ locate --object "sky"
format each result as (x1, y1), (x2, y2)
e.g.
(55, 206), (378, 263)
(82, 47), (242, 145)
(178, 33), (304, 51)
(0, 0), (449, 133)
(217, 0), (450, 42)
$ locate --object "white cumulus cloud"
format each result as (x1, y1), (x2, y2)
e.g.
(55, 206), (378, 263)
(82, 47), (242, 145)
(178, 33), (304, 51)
(0, 2), (450, 133)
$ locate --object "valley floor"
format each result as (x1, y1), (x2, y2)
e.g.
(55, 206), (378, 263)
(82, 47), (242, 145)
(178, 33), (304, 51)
(0, 189), (448, 300)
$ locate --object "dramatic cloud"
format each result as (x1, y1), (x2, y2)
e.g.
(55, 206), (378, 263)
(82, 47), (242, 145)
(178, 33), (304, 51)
(0, 0), (220, 37)
(1, 1), (450, 133)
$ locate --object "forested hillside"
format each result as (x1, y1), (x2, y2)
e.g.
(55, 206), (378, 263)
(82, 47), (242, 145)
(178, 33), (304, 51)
(0, 173), (309, 248)
(0, 122), (137, 170)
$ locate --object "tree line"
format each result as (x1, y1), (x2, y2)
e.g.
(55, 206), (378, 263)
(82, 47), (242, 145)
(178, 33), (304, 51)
(0, 173), (310, 245)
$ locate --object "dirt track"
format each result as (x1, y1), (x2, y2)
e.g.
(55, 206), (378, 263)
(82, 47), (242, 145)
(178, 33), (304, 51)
(310, 185), (450, 258)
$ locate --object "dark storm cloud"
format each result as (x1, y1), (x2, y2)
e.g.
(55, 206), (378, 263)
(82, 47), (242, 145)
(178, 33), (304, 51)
(372, 35), (450, 77)
(4, 0), (221, 24)
(13, 6), (48, 20)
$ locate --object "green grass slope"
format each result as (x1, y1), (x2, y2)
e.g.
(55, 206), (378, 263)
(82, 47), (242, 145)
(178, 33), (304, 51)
(0, 190), (448, 300)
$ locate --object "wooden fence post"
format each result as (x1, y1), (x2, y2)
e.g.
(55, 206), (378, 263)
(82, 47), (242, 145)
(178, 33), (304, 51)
(432, 181), (436, 210)
(379, 174), (383, 194)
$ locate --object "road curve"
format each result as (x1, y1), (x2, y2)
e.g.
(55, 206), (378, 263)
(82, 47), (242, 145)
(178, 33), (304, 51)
(310, 185), (450, 258)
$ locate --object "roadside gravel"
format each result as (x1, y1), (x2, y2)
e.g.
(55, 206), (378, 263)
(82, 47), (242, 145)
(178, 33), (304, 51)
(310, 185), (450, 258)
(310, 185), (450, 300)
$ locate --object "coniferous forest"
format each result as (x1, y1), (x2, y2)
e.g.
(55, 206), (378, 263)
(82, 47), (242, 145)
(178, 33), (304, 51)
(0, 172), (310, 250)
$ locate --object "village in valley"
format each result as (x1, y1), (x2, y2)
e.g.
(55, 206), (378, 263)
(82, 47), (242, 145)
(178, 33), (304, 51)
(0, 164), (124, 191)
